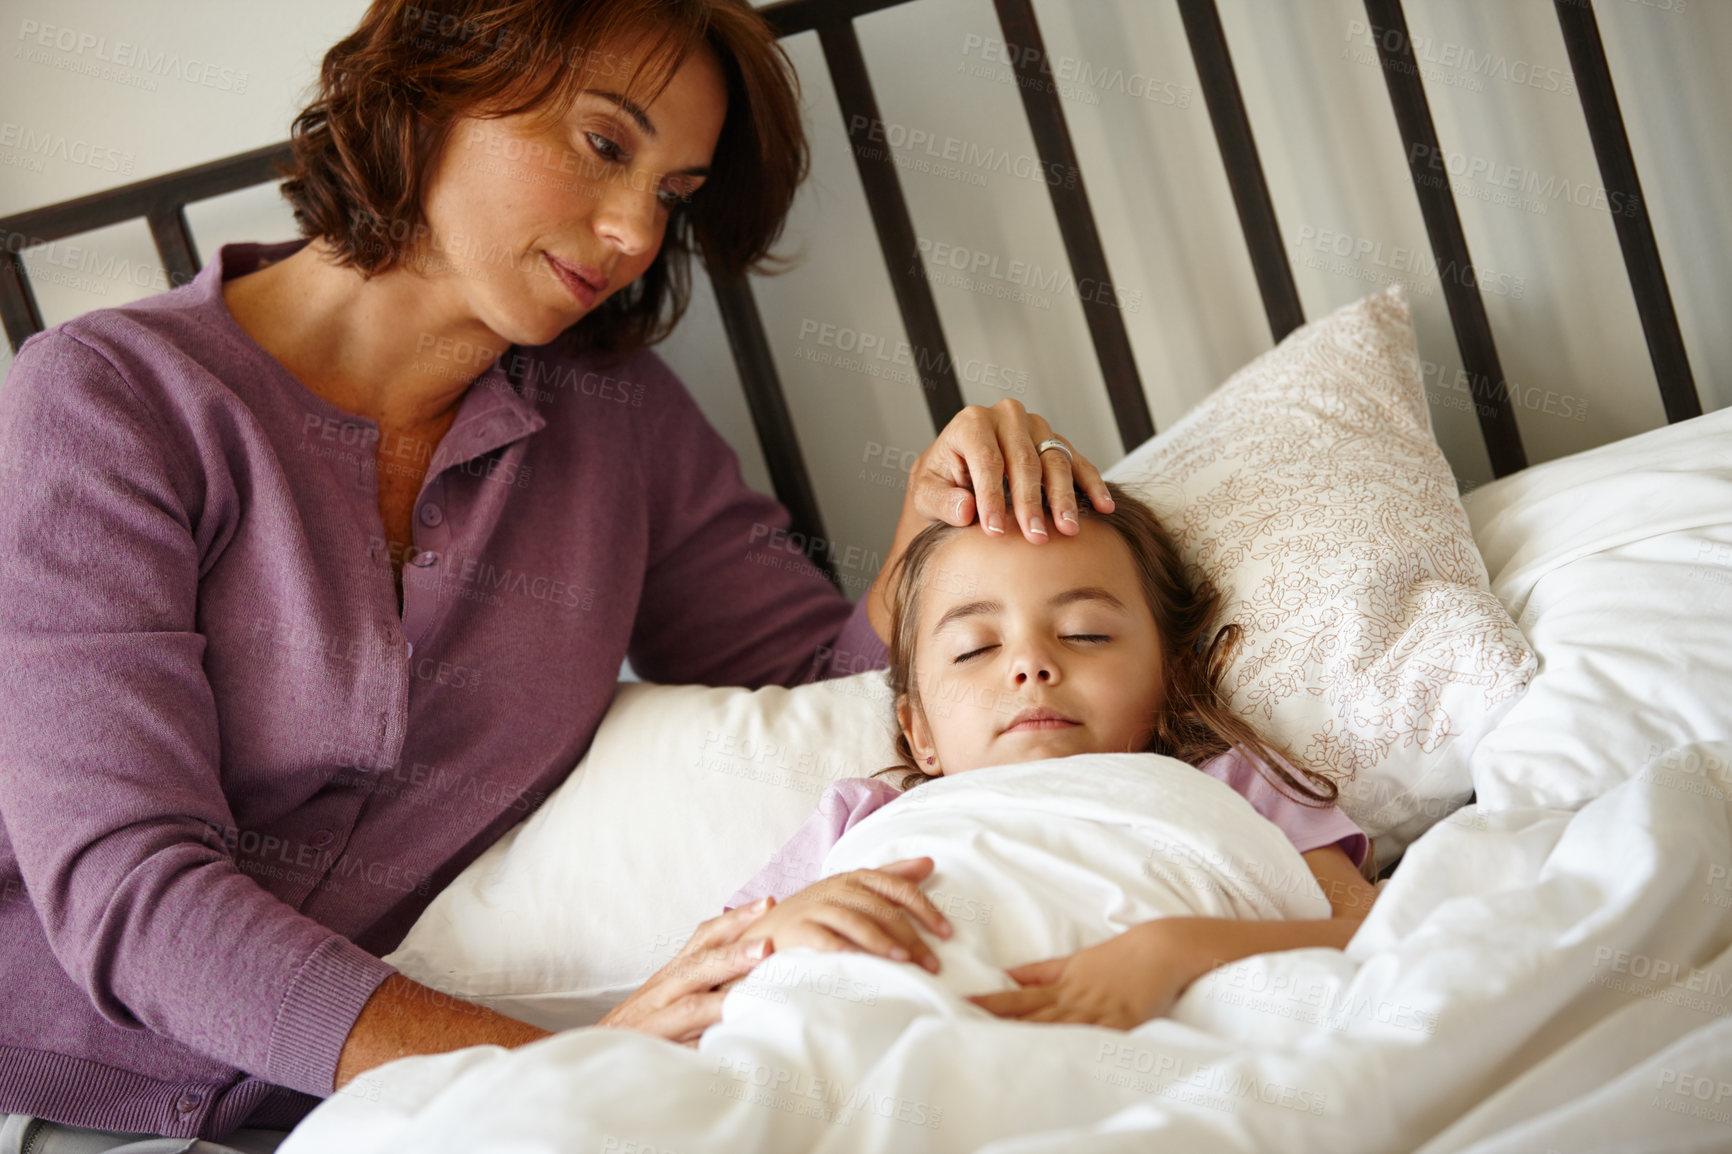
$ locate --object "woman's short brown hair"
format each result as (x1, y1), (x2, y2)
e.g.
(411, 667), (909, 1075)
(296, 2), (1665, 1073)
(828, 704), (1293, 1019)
(280, 0), (807, 358)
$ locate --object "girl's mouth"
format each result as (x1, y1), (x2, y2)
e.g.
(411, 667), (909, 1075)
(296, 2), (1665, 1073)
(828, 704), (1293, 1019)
(1003, 718), (1081, 733)
(1001, 708), (1081, 735)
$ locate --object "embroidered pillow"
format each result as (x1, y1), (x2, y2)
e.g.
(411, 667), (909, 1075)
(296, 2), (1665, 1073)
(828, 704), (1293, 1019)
(1103, 286), (1535, 868)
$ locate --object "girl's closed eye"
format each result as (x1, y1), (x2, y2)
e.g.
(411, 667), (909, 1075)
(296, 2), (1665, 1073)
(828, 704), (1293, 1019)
(954, 634), (1108, 663)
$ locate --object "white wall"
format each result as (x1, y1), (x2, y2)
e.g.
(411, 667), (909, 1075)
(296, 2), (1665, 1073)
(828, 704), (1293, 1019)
(3, 0), (1726, 591)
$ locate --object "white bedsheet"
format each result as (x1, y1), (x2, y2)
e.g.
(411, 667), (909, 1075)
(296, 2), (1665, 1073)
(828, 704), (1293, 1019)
(281, 747), (1732, 1154)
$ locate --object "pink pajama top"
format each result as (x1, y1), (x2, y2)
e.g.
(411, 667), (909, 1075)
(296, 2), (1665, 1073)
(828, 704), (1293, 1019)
(726, 749), (1369, 910)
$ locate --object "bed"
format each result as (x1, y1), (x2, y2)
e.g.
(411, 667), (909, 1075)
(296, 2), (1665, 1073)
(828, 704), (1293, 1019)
(2, 0), (1727, 1151)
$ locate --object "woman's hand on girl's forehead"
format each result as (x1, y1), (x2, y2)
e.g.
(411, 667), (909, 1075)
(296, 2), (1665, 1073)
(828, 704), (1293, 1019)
(911, 400), (1113, 544)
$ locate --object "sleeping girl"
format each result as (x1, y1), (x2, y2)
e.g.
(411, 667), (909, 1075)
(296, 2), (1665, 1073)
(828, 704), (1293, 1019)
(721, 481), (1380, 1030)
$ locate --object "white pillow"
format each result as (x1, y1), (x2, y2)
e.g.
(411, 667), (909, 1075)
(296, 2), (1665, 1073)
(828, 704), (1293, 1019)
(1461, 405), (1732, 811)
(384, 673), (900, 1029)
(1104, 286), (1535, 868)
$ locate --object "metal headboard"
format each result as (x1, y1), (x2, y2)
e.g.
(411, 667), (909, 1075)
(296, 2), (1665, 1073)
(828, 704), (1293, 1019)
(0, 0), (1702, 560)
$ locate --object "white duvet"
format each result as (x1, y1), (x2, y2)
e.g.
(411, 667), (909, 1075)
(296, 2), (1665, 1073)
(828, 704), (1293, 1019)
(282, 747), (1732, 1154)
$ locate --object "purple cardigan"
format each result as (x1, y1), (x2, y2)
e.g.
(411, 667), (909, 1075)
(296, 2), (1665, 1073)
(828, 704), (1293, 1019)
(0, 239), (888, 1139)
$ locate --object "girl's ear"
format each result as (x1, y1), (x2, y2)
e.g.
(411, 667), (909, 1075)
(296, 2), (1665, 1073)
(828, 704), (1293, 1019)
(895, 693), (940, 772)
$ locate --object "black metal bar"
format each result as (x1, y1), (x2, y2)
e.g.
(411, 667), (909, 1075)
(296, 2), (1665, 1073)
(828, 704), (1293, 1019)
(147, 205), (201, 289)
(1, 249), (46, 353)
(759, 0), (921, 37)
(0, 142), (293, 249)
(0, 142), (293, 351)
(1554, 0), (1700, 423)
(992, 0), (1154, 451)
(817, 21), (965, 431)
(1176, 0), (1305, 344)
(708, 266), (838, 587)
(1365, 0), (1527, 476)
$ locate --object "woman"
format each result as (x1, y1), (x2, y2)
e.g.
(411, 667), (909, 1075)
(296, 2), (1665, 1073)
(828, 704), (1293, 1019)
(0, 0), (1111, 1149)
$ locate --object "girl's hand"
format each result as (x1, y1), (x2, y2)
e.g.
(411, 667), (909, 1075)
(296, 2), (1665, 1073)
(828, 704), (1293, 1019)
(966, 920), (1199, 1030)
(912, 399), (1113, 543)
(596, 897), (779, 1045)
(738, 857), (953, 973)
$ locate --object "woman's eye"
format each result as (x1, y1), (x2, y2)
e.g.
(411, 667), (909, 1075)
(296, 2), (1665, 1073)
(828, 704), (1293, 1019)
(585, 131), (625, 162)
(953, 644), (996, 663)
(1063, 634), (1110, 644)
(585, 132), (692, 210)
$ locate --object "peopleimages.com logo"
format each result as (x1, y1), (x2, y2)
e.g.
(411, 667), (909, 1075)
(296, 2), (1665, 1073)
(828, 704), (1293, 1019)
(15, 19), (250, 93)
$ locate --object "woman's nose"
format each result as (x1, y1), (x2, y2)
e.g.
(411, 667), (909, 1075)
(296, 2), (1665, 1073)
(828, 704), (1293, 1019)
(591, 182), (659, 257)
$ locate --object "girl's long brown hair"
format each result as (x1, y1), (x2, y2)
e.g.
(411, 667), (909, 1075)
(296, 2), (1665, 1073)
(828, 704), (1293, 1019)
(877, 481), (1340, 807)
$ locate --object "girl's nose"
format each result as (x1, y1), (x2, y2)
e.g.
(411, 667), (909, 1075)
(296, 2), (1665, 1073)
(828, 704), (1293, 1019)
(1008, 645), (1059, 685)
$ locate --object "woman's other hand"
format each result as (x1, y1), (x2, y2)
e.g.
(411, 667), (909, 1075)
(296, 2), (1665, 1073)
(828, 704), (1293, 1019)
(913, 399), (1113, 544)
(595, 896), (778, 1045)
(738, 857), (953, 973)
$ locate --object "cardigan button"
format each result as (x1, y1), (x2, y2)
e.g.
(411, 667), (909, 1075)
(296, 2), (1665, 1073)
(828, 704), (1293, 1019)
(176, 1090), (203, 1113)
(311, 830), (334, 849)
(419, 504), (443, 528)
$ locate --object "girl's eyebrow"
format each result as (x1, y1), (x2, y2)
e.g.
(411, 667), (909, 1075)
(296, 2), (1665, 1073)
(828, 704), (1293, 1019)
(932, 599), (1002, 633)
(1050, 586), (1127, 612)
(578, 89), (712, 177)
(932, 586), (1127, 633)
